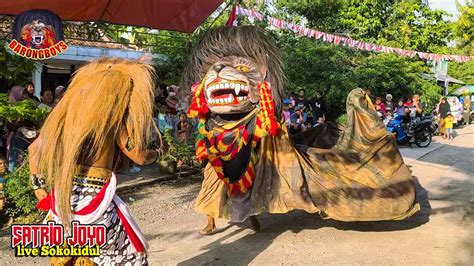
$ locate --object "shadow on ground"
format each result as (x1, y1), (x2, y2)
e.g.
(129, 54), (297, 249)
(177, 177), (432, 265)
(118, 173), (203, 203)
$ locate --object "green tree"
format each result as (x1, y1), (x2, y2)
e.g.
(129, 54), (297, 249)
(0, 40), (36, 90)
(448, 3), (474, 86)
(270, 0), (453, 117)
(452, 2), (474, 55)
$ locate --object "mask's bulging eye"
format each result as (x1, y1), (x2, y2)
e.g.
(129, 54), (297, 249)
(235, 65), (250, 73)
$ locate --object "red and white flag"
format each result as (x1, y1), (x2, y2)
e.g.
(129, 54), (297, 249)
(226, 5), (238, 27)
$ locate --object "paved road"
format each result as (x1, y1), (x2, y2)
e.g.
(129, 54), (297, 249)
(1, 125), (473, 265)
(140, 124), (473, 265)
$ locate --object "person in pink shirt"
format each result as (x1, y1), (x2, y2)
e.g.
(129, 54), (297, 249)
(374, 96), (387, 116)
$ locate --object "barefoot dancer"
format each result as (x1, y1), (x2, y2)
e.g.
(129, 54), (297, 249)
(183, 26), (419, 235)
(29, 58), (161, 265)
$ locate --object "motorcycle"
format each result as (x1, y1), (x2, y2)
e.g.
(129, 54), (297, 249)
(385, 114), (435, 147)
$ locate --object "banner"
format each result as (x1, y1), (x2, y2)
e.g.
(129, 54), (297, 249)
(235, 6), (473, 63)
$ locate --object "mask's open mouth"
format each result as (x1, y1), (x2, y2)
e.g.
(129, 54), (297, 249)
(32, 34), (44, 45)
(206, 80), (250, 105)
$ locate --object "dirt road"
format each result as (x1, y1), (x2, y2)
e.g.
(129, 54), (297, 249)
(1, 125), (473, 265)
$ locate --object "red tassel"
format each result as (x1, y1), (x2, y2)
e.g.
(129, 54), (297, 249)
(258, 82), (280, 136)
(187, 82), (208, 118)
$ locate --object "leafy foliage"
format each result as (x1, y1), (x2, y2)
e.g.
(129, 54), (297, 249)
(0, 41), (36, 89)
(266, 0), (462, 117)
(160, 130), (195, 165)
(449, 3), (474, 85)
(4, 162), (44, 220)
(0, 94), (48, 123)
(452, 2), (474, 55)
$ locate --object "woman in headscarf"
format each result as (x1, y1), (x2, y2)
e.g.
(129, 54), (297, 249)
(437, 97), (451, 139)
(25, 82), (41, 104)
(8, 86), (27, 103)
(53, 85), (65, 107)
(6, 86), (37, 171)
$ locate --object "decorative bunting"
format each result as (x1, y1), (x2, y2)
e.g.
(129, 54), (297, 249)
(234, 6), (473, 63)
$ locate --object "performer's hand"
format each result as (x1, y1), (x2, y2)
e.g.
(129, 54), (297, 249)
(34, 188), (48, 201)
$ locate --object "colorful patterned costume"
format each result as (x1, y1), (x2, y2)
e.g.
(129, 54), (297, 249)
(184, 26), (419, 224)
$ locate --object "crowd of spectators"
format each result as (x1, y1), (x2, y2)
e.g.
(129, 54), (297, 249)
(0, 82), (64, 209)
(283, 89), (327, 135)
(1, 83), (64, 170)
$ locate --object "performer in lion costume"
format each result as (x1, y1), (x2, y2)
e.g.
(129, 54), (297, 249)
(29, 57), (159, 265)
(184, 26), (420, 234)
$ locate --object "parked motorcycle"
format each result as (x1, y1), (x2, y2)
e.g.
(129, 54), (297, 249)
(386, 114), (435, 147)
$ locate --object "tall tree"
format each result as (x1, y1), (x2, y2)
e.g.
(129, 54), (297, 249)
(448, 2), (474, 86)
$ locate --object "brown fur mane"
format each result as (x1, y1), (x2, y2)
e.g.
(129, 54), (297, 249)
(36, 57), (156, 228)
(181, 26), (285, 119)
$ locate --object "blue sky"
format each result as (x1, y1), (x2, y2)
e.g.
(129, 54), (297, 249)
(429, 0), (465, 20)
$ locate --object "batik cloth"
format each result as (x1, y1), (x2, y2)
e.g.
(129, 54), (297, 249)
(43, 165), (148, 265)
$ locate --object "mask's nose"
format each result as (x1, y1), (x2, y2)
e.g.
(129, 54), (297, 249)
(213, 64), (225, 73)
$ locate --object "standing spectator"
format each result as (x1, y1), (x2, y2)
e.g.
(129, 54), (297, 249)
(283, 99), (292, 128)
(177, 112), (188, 143)
(6, 86), (35, 171)
(38, 89), (54, 111)
(25, 82), (40, 105)
(289, 104), (308, 135)
(463, 95), (471, 125)
(445, 112), (455, 140)
(8, 86), (27, 103)
(312, 91), (327, 125)
(165, 85), (179, 115)
(166, 85), (182, 139)
(53, 85), (66, 107)
(294, 89), (311, 111)
(437, 97), (451, 138)
(409, 94), (424, 118)
(395, 99), (405, 116)
(374, 96), (387, 116)
(385, 94), (394, 113)
(289, 92), (297, 109)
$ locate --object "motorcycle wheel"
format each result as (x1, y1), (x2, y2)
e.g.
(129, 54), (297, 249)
(415, 130), (432, 147)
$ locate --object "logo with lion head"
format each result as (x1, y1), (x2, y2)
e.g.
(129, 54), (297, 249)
(9, 9), (67, 60)
(20, 19), (57, 49)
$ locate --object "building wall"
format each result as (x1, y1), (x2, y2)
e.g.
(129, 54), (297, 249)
(32, 45), (162, 96)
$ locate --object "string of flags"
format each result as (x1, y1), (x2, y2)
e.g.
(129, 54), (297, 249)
(231, 6), (473, 63)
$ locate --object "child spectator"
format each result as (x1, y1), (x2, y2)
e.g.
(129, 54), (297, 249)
(289, 92), (297, 109)
(290, 104), (308, 134)
(395, 99), (405, 116)
(445, 112), (455, 140)
(385, 94), (394, 113)
(374, 96), (386, 116)
(283, 99), (292, 128)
